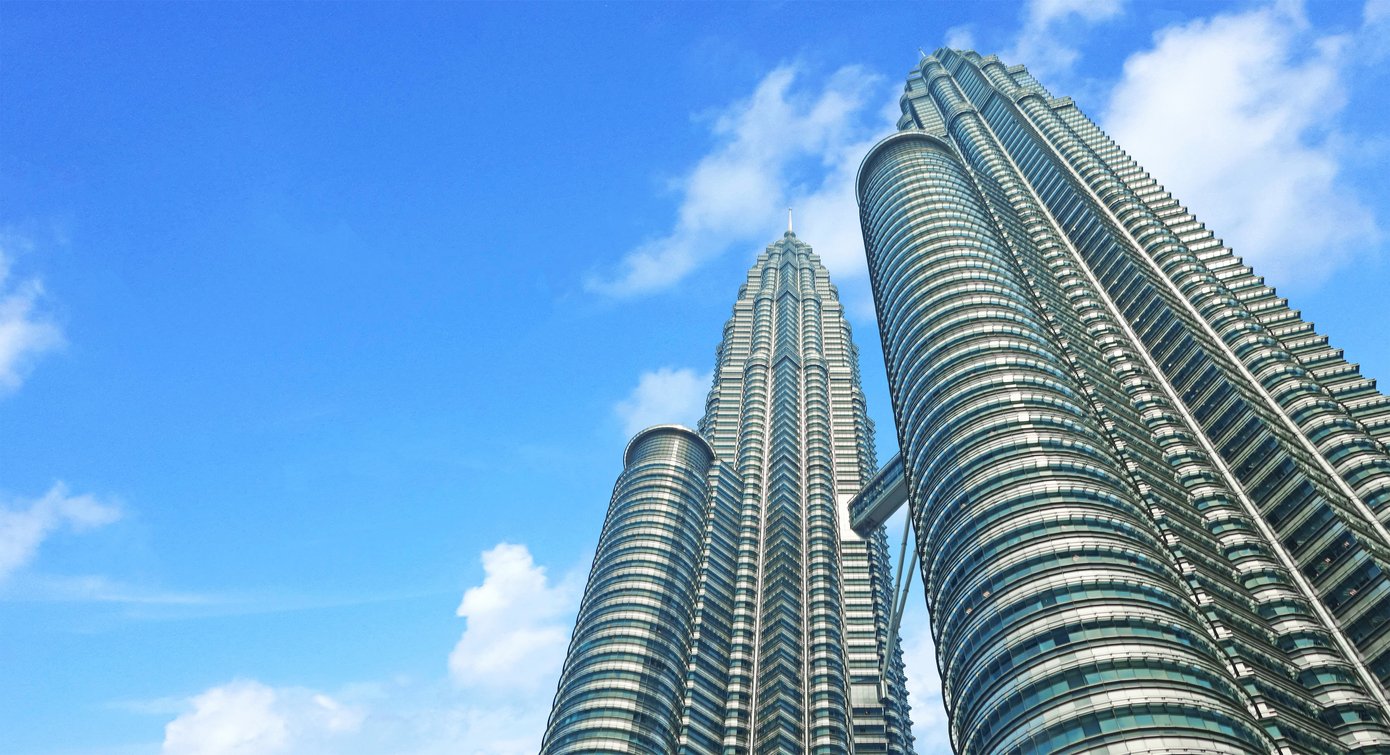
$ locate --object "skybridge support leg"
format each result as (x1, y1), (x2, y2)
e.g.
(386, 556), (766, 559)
(879, 510), (917, 701)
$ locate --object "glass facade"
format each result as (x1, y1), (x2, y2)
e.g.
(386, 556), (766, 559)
(857, 49), (1390, 754)
(541, 235), (915, 754)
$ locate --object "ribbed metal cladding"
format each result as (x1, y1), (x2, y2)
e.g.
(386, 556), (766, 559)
(540, 425), (714, 755)
(948, 52), (1390, 704)
(937, 47), (1390, 749)
(858, 47), (1390, 754)
(858, 132), (1275, 754)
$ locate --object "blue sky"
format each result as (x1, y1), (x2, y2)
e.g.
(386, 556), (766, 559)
(3, 2), (1388, 753)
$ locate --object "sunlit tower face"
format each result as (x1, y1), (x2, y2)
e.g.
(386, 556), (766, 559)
(857, 48), (1390, 754)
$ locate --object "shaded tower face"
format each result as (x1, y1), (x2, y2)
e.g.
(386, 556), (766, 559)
(858, 49), (1390, 754)
(541, 232), (914, 755)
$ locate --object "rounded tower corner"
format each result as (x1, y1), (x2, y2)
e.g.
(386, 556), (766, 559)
(622, 423), (713, 468)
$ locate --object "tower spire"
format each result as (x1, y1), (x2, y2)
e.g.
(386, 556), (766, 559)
(787, 207), (794, 235)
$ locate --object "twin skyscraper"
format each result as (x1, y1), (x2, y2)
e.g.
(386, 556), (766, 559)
(540, 49), (1390, 755)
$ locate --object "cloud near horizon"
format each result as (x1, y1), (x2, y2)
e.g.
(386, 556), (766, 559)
(162, 679), (363, 755)
(585, 64), (893, 297)
(158, 542), (579, 755)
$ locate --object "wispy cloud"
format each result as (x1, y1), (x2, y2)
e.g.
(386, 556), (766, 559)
(613, 366), (711, 437)
(0, 238), (64, 396)
(1362, 0), (1390, 62)
(944, 25), (977, 52)
(1003, 0), (1125, 80)
(585, 64), (891, 297)
(8, 573), (215, 606)
(0, 483), (121, 583)
(1102, 2), (1379, 289)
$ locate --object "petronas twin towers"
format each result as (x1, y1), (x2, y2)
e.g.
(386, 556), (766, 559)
(541, 48), (1390, 755)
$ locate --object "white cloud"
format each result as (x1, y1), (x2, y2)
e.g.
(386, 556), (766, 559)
(613, 366), (712, 437)
(163, 681), (286, 755)
(148, 543), (580, 755)
(448, 542), (578, 694)
(0, 242), (64, 396)
(1102, 3), (1379, 289)
(586, 64), (891, 296)
(162, 679), (363, 755)
(447, 543), (581, 753)
(944, 26), (976, 52)
(1003, 0), (1125, 79)
(0, 482), (121, 582)
(156, 677), (557, 755)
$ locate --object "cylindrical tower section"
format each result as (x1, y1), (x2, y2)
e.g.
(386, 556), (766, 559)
(857, 131), (1273, 755)
(540, 425), (714, 755)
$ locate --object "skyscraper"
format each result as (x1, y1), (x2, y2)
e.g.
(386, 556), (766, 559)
(856, 48), (1390, 754)
(541, 232), (914, 754)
